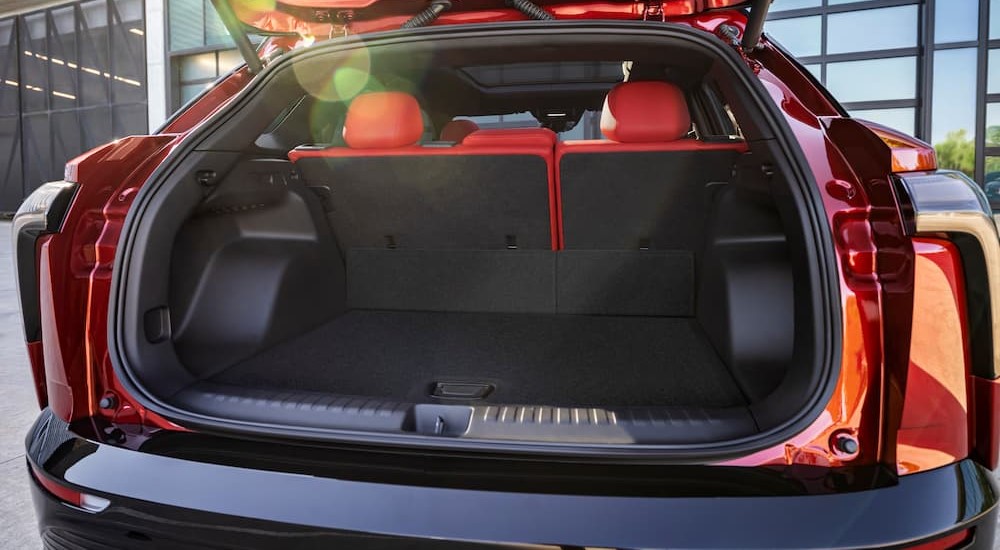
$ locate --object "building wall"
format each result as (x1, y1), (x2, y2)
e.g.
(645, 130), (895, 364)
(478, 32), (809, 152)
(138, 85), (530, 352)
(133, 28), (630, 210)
(0, 0), (148, 212)
(765, 0), (997, 185)
(3, 1), (1000, 211)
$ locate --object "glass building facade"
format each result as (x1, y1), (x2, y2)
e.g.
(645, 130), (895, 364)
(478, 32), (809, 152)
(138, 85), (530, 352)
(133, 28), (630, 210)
(166, 0), (245, 109)
(0, 0), (147, 211)
(3, 0), (1000, 211)
(766, 0), (994, 184)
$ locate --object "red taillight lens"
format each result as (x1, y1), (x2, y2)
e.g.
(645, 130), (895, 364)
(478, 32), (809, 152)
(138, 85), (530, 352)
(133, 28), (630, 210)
(910, 529), (973, 550)
(30, 464), (110, 512)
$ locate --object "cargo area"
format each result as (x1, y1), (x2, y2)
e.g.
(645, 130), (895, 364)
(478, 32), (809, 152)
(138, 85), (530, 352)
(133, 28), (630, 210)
(113, 25), (835, 447)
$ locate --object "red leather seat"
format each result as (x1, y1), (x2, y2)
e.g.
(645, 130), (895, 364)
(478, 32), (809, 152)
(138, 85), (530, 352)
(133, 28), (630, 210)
(556, 81), (748, 250)
(289, 92), (559, 250)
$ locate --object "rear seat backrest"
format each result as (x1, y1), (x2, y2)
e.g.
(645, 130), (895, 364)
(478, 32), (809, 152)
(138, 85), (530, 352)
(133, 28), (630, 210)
(557, 81), (746, 251)
(553, 82), (747, 317)
(289, 92), (558, 251)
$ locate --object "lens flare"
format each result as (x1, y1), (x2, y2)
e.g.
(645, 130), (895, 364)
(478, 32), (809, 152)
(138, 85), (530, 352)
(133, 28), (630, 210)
(292, 42), (372, 103)
(232, 0), (277, 10)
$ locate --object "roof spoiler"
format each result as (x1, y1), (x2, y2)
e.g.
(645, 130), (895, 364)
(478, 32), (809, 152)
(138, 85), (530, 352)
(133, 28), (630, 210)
(741, 0), (771, 52)
(209, 0), (264, 74)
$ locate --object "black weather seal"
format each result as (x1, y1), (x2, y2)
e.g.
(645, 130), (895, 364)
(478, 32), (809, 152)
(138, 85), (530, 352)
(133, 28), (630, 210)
(401, 0), (453, 29)
(506, 0), (554, 21)
(741, 0), (771, 52)
(209, 0), (264, 74)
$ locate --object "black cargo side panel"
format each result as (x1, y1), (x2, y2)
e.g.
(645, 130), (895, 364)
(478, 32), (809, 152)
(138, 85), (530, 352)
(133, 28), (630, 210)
(170, 159), (346, 378)
(697, 183), (794, 402)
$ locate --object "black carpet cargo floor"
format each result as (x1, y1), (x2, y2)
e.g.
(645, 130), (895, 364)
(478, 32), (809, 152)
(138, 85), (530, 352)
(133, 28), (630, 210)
(210, 310), (746, 408)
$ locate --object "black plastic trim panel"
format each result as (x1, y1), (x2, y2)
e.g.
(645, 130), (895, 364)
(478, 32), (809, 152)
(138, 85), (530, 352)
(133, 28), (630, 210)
(173, 382), (757, 444)
(26, 410), (999, 549)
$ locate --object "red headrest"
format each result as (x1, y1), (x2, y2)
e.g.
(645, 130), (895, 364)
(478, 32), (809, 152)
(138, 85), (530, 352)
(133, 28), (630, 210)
(600, 81), (691, 143)
(343, 92), (423, 149)
(440, 119), (480, 142)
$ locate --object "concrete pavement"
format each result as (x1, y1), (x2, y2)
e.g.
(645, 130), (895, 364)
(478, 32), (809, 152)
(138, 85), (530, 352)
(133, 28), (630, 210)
(0, 221), (43, 548)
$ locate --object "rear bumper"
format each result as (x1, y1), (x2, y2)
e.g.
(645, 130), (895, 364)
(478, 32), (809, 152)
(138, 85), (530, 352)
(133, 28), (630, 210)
(27, 410), (999, 549)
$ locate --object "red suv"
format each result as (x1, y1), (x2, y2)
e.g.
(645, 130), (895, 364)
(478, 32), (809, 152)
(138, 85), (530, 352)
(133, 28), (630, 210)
(14, 0), (1000, 548)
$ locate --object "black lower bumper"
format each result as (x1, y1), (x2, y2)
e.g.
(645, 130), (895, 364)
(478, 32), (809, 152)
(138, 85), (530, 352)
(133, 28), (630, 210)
(26, 410), (1000, 549)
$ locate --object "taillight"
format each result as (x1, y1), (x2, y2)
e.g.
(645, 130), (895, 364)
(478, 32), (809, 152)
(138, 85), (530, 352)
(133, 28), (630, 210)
(857, 120), (938, 173)
(895, 171), (1000, 471)
(29, 463), (110, 513)
(11, 181), (77, 408)
(909, 529), (974, 550)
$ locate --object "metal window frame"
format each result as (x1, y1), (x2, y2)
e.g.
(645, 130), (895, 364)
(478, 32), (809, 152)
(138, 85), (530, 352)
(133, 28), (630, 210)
(164, 0), (251, 112)
(765, 0), (924, 142)
(0, 0), (148, 212)
(767, 0), (995, 186)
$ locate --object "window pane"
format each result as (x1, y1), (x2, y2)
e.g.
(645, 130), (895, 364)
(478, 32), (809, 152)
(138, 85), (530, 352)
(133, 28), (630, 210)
(0, 20), (18, 116)
(803, 63), (821, 80)
(111, 0), (146, 104)
(985, 156), (1000, 208)
(49, 6), (78, 111)
(850, 108), (915, 136)
(80, 0), (110, 107)
(985, 103), (1000, 147)
(0, 117), (24, 210)
(204, 0), (231, 47)
(769, 0), (820, 12)
(180, 82), (208, 105)
(933, 48), (977, 177)
(503, 112), (537, 123)
(217, 49), (244, 72)
(19, 13), (49, 114)
(112, 103), (147, 139)
(765, 16), (822, 57)
(79, 106), (111, 150)
(935, 0), (978, 44)
(989, 49), (1000, 94)
(827, 6), (918, 54)
(559, 121), (586, 141)
(826, 57), (915, 102)
(179, 52), (217, 81)
(168, 0), (204, 51)
(992, 0), (1000, 40)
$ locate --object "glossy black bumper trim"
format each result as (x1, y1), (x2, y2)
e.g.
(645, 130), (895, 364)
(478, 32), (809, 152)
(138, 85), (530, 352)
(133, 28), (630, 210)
(26, 411), (999, 549)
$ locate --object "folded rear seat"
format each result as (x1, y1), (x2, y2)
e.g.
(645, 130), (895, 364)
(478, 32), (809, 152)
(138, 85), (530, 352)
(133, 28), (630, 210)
(289, 92), (559, 314)
(290, 92), (557, 250)
(555, 81), (748, 316)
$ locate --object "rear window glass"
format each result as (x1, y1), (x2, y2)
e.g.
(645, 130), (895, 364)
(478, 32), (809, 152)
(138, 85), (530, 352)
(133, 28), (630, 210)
(462, 62), (624, 87)
(462, 110), (601, 141)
